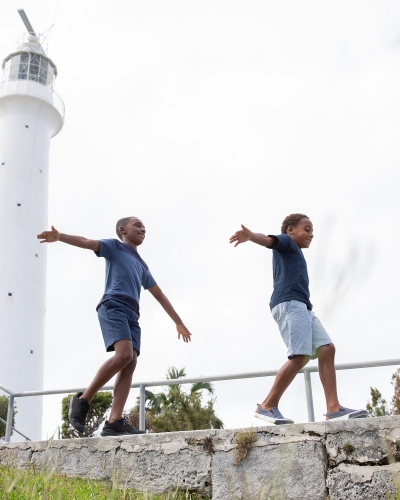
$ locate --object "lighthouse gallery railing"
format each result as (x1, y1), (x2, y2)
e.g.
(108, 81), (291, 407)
(0, 79), (64, 121)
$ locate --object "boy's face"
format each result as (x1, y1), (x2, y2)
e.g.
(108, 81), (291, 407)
(287, 218), (313, 248)
(120, 218), (146, 247)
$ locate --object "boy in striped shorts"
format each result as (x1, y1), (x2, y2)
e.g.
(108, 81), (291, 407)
(230, 213), (367, 424)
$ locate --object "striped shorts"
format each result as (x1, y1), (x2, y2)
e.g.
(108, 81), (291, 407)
(271, 300), (332, 360)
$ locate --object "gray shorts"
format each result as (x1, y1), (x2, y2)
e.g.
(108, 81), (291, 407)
(271, 300), (332, 360)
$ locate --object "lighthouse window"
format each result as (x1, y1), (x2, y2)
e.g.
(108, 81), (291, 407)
(18, 53), (29, 79)
(28, 54), (40, 82)
(39, 58), (48, 84)
(46, 64), (54, 87)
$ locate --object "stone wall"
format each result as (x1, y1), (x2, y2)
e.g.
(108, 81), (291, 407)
(1, 416), (400, 499)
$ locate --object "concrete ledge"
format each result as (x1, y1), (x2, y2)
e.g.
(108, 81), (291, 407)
(1, 417), (400, 499)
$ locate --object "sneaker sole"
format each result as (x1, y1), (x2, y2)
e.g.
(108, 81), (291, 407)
(254, 412), (294, 425)
(100, 429), (145, 437)
(329, 411), (369, 421)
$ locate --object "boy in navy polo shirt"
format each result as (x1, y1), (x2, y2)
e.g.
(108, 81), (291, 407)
(38, 216), (191, 436)
(230, 213), (367, 424)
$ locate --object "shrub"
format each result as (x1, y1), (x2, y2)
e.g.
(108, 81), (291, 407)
(0, 395), (16, 439)
(128, 367), (223, 433)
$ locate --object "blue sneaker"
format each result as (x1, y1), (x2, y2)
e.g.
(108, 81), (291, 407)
(324, 406), (368, 421)
(254, 404), (294, 425)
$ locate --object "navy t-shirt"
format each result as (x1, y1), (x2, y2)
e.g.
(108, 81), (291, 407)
(95, 239), (157, 315)
(269, 234), (312, 311)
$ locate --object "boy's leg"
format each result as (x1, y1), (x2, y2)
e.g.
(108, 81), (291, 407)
(259, 354), (310, 410)
(68, 340), (134, 433)
(80, 340), (134, 403)
(109, 349), (137, 422)
(313, 316), (368, 420)
(317, 344), (340, 414)
(256, 301), (312, 423)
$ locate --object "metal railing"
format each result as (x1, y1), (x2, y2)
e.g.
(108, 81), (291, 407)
(0, 416), (31, 441)
(1, 358), (400, 442)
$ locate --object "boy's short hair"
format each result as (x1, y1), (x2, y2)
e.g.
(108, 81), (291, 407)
(116, 216), (137, 240)
(281, 213), (309, 234)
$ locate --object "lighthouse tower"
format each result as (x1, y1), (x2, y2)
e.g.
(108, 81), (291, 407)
(0, 11), (64, 440)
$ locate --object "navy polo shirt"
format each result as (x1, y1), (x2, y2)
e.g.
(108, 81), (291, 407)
(95, 239), (157, 315)
(268, 234), (312, 311)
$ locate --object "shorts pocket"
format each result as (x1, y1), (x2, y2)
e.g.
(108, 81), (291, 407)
(272, 301), (292, 323)
(282, 301), (292, 314)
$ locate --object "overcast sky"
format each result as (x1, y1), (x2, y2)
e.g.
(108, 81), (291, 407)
(1, 0), (400, 438)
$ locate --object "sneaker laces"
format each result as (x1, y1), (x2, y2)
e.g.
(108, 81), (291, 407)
(121, 415), (131, 426)
(78, 400), (89, 417)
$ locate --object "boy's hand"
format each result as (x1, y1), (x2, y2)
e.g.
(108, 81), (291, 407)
(229, 224), (252, 247)
(176, 324), (192, 343)
(37, 226), (60, 243)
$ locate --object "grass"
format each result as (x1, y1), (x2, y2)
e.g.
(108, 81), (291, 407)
(0, 465), (207, 500)
(234, 428), (257, 466)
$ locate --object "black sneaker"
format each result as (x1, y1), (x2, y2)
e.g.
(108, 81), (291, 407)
(68, 392), (90, 433)
(100, 417), (145, 437)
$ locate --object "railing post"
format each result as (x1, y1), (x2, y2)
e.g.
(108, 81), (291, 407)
(139, 384), (146, 432)
(303, 369), (315, 422)
(5, 394), (14, 442)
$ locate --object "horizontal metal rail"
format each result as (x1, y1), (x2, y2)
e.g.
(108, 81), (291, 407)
(1, 358), (400, 441)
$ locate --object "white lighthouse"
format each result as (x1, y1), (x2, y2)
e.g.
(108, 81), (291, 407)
(0, 11), (64, 440)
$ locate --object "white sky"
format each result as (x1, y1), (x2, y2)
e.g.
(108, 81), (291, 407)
(1, 0), (400, 438)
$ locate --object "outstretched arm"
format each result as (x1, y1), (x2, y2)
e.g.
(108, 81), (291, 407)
(37, 226), (100, 252)
(229, 224), (277, 248)
(148, 285), (192, 343)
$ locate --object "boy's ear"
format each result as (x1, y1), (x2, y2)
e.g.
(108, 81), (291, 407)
(120, 225), (126, 235)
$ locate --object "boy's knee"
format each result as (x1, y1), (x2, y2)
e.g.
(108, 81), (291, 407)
(115, 349), (134, 366)
(318, 343), (335, 357)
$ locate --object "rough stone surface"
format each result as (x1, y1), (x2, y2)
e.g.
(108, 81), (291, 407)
(324, 416), (400, 466)
(327, 463), (400, 500)
(212, 435), (326, 500)
(1, 416), (400, 499)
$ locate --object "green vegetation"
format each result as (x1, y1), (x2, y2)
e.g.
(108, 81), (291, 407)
(234, 428), (257, 465)
(128, 367), (223, 433)
(0, 465), (208, 499)
(366, 367), (400, 417)
(390, 480), (400, 500)
(343, 443), (355, 455)
(366, 388), (391, 417)
(0, 395), (16, 439)
(392, 369), (400, 415)
(61, 391), (112, 439)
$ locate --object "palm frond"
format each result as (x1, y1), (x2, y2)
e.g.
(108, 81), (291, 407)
(144, 390), (155, 401)
(167, 366), (186, 380)
(191, 381), (214, 394)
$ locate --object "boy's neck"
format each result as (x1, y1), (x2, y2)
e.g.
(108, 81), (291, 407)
(122, 239), (137, 251)
(288, 235), (301, 248)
